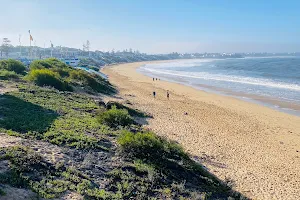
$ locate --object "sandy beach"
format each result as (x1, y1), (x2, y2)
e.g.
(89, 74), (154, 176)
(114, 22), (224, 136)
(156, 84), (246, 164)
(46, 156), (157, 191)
(102, 61), (300, 200)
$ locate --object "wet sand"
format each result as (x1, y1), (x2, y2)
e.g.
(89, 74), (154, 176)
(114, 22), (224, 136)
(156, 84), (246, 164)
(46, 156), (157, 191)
(102, 61), (300, 200)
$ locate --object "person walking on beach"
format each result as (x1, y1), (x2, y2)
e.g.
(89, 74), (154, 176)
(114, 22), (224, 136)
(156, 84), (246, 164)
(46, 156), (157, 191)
(153, 78), (154, 81)
(153, 91), (156, 98)
(167, 90), (170, 100)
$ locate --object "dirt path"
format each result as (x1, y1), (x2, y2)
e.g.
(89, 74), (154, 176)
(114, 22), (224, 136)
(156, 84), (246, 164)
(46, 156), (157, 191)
(0, 82), (18, 95)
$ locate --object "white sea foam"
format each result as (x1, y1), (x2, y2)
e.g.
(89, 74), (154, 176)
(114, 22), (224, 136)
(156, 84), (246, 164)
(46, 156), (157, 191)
(143, 59), (213, 69)
(142, 67), (300, 92)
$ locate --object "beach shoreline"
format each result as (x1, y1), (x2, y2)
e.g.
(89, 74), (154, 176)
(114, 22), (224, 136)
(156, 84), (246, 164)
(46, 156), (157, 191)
(137, 59), (300, 117)
(102, 61), (300, 200)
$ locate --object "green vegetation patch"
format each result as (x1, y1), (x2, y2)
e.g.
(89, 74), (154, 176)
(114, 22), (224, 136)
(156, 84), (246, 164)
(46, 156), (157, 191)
(107, 166), (157, 199)
(0, 146), (114, 199)
(26, 69), (73, 91)
(117, 131), (243, 199)
(0, 85), (111, 150)
(0, 93), (59, 133)
(69, 69), (116, 94)
(97, 106), (135, 128)
(78, 58), (102, 68)
(0, 70), (19, 80)
(0, 59), (26, 74)
(106, 101), (151, 118)
(0, 188), (6, 196)
(28, 58), (116, 94)
(30, 58), (72, 78)
(30, 58), (71, 70)
(118, 131), (187, 161)
(30, 60), (53, 70)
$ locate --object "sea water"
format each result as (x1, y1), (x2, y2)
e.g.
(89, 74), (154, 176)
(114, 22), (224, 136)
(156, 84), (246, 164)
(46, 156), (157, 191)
(138, 57), (300, 116)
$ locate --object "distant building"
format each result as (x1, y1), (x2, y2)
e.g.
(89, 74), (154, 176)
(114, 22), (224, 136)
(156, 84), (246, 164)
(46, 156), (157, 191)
(62, 58), (79, 66)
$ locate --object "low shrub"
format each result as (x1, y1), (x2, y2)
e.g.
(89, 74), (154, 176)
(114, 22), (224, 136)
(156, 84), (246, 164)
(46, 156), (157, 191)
(97, 106), (134, 128)
(26, 69), (72, 91)
(0, 146), (112, 199)
(106, 101), (150, 117)
(107, 167), (155, 199)
(116, 132), (237, 199)
(52, 68), (70, 78)
(1, 146), (47, 173)
(69, 70), (115, 94)
(28, 58), (115, 94)
(0, 70), (19, 80)
(69, 69), (93, 83)
(133, 159), (156, 175)
(45, 58), (70, 69)
(29, 60), (53, 70)
(43, 130), (104, 150)
(117, 131), (187, 162)
(0, 146), (48, 188)
(0, 59), (26, 74)
(30, 58), (70, 70)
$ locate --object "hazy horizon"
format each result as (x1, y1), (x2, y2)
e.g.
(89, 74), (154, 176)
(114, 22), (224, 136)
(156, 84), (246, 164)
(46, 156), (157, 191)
(1, 0), (300, 54)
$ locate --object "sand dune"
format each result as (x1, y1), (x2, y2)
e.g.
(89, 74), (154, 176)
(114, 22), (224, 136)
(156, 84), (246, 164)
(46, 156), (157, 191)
(102, 61), (300, 200)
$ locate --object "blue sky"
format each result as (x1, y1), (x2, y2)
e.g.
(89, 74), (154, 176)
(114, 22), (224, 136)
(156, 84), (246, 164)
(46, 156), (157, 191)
(1, 0), (300, 53)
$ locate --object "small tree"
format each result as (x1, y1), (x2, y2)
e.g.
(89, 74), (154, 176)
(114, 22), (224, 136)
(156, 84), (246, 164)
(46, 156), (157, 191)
(1, 38), (12, 57)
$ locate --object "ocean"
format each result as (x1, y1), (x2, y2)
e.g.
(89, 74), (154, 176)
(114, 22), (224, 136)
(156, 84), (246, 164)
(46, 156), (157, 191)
(138, 57), (300, 116)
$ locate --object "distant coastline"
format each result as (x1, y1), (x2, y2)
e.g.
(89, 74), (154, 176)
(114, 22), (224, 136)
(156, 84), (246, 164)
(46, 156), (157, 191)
(2, 44), (300, 69)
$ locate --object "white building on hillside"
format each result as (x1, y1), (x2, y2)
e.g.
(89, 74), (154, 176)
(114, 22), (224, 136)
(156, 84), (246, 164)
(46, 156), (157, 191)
(62, 58), (80, 66)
